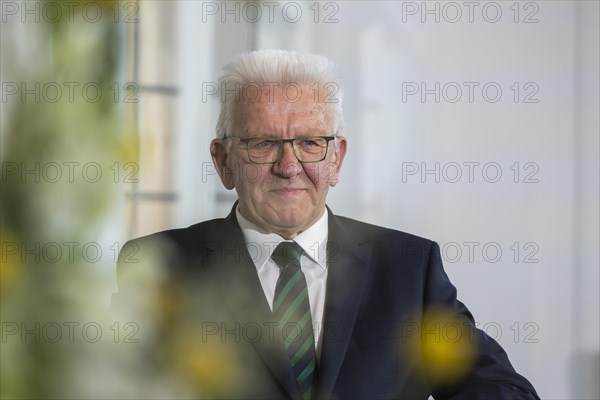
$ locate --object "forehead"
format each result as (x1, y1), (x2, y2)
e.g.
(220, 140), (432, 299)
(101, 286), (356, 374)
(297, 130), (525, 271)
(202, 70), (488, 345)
(237, 84), (333, 135)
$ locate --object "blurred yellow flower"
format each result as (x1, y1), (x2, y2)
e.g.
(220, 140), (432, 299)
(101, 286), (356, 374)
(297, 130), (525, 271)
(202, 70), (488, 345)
(171, 326), (242, 397)
(420, 307), (478, 385)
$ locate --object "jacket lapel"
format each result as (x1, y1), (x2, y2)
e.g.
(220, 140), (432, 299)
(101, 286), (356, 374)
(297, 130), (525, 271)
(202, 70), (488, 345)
(201, 206), (302, 400)
(316, 209), (372, 399)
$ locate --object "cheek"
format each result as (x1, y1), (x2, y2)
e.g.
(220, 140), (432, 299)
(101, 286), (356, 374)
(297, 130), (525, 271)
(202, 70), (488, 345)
(303, 163), (330, 190)
(237, 165), (271, 193)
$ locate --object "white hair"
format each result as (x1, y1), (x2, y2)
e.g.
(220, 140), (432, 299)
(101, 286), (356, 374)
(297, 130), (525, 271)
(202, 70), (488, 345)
(215, 49), (344, 139)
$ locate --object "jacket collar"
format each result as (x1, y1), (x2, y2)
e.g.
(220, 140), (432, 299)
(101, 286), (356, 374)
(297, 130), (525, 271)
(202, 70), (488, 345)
(201, 203), (302, 399)
(201, 203), (372, 399)
(316, 205), (372, 399)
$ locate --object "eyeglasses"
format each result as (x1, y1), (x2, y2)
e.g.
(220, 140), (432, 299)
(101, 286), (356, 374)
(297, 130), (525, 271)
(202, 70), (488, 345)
(223, 135), (337, 164)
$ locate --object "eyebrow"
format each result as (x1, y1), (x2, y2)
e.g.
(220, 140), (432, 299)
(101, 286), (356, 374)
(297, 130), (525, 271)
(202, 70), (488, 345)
(240, 132), (330, 138)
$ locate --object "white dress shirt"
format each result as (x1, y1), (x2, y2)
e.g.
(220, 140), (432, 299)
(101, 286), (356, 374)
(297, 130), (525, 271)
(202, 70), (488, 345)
(236, 206), (329, 357)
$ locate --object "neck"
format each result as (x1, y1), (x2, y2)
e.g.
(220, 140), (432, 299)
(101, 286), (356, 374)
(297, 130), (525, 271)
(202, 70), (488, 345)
(237, 206), (326, 240)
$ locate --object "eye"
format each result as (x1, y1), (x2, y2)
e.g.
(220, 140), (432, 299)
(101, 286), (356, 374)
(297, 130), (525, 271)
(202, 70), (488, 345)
(297, 138), (326, 149)
(252, 139), (279, 149)
(299, 139), (320, 147)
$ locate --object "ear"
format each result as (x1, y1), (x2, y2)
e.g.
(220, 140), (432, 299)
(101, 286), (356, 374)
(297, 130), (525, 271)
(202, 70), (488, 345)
(328, 136), (347, 187)
(210, 138), (235, 190)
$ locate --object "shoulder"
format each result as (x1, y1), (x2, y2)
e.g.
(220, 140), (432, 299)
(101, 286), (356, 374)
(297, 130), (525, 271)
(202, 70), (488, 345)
(128, 217), (225, 244)
(333, 214), (434, 246)
(115, 218), (232, 295)
(330, 213), (439, 266)
(118, 217), (227, 263)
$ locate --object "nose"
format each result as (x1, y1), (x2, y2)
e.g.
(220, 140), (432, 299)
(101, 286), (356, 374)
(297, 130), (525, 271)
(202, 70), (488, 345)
(272, 141), (302, 179)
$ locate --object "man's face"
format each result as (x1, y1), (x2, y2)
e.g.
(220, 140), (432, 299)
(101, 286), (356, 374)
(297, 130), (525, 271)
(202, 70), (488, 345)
(211, 84), (347, 239)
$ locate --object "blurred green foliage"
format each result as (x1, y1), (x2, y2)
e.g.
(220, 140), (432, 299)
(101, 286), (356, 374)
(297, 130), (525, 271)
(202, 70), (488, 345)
(1, 2), (128, 397)
(1, 2), (244, 397)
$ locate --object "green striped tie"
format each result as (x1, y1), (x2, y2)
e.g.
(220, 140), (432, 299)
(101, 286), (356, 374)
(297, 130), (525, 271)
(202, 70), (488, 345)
(272, 242), (317, 400)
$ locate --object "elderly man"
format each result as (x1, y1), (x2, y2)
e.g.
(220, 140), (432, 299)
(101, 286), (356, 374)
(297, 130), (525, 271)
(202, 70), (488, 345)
(115, 50), (538, 399)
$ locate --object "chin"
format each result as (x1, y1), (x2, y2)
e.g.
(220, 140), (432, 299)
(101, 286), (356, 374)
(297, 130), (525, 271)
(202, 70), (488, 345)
(271, 211), (310, 229)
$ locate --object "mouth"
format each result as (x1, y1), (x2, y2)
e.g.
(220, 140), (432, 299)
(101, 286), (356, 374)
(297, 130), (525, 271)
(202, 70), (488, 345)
(270, 188), (307, 195)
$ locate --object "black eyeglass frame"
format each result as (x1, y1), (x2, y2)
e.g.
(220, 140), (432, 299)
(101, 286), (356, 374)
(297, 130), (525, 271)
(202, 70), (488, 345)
(222, 135), (338, 164)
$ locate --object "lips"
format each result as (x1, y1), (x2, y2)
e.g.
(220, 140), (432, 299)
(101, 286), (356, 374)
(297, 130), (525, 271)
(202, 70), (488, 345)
(270, 188), (306, 194)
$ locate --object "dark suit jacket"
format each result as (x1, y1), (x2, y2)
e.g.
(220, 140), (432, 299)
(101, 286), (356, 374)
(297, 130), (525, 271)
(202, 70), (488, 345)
(114, 204), (539, 400)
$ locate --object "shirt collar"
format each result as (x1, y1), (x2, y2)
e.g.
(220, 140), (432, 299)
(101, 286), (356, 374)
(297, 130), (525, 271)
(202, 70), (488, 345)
(236, 205), (329, 272)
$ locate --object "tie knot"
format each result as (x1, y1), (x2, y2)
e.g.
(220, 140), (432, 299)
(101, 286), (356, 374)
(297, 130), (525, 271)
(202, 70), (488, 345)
(271, 242), (303, 269)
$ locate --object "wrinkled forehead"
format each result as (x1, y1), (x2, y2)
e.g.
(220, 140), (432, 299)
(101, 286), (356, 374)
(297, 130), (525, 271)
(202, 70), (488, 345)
(235, 83), (335, 134)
